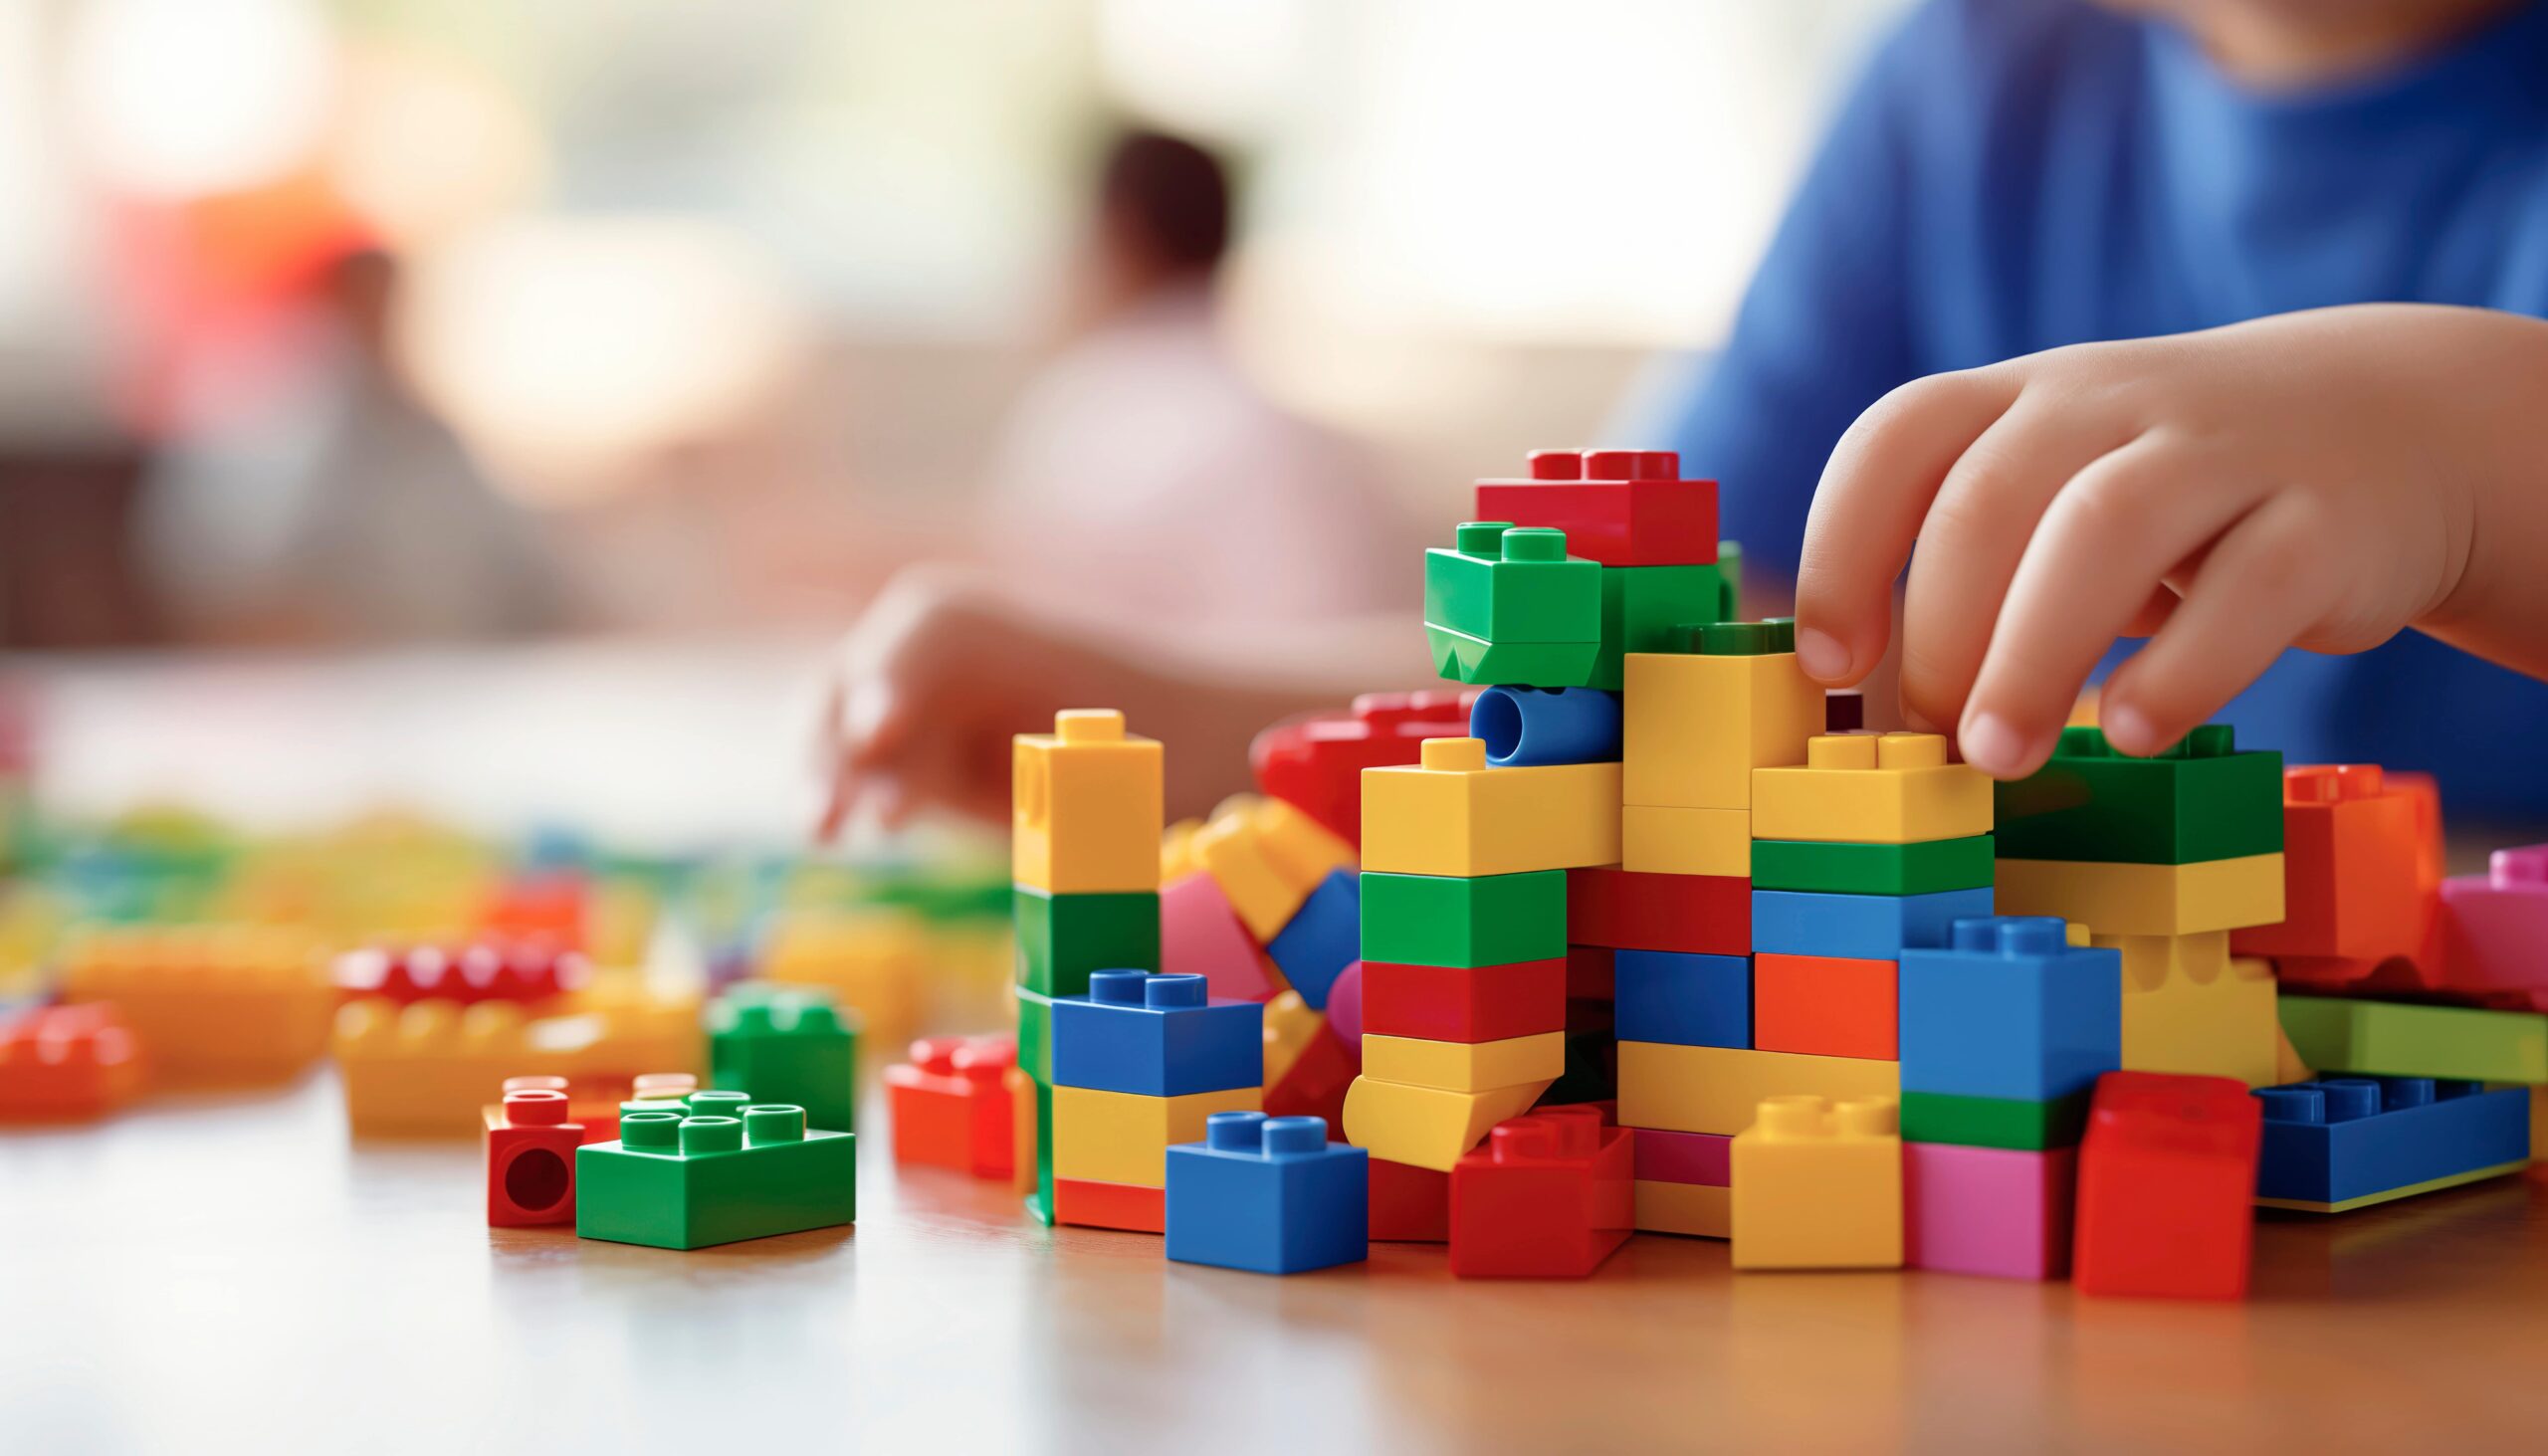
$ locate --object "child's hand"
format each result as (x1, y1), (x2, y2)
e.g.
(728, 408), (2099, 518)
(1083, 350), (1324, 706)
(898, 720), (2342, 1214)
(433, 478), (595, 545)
(1793, 304), (2548, 777)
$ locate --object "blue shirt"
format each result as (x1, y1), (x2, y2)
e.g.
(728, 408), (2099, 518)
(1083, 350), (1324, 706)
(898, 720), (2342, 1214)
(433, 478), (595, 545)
(1641, 0), (2548, 816)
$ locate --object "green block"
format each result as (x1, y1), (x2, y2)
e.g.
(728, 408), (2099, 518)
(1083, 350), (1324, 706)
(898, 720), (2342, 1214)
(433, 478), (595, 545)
(708, 985), (859, 1133)
(1752, 835), (1998, 896)
(1900, 1089), (2089, 1150)
(1993, 725), (2282, 864)
(1693, 617), (1793, 656)
(1015, 985), (1054, 1084)
(1026, 1077), (1055, 1226)
(1425, 627), (1599, 688)
(1588, 562), (1723, 690)
(2279, 996), (2548, 1084)
(1361, 869), (1565, 967)
(1014, 887), (1160, 997)
(1716, 539), (1742, 619)
(576, 1105), (856, 1249)
(1424, 522), (1600, 688)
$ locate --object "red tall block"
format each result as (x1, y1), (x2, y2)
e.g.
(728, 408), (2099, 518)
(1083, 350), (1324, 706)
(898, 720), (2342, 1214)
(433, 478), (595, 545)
(1361, 957), (1566, 1043)
(2073, 1071), (2261, 1301)
(885, 1034), (1018, 1178)
(1473, 448), (1718, 567)
(1248, 692), (1473, 847)
(1568, 868), (1749, 956)
(1449, 1106), (1633, 1279)
(486, 1088), (585, 1226)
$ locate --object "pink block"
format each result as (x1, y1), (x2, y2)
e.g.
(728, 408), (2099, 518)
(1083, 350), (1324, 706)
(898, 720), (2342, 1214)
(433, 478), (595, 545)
(1904, 1143), (2075, 1281)
(1631, 1127), (1730, 1186)
(1161, 872), (1281, 1002)
(2441, 846), (2548, 1006)
(1325, 959), (1366, 1046)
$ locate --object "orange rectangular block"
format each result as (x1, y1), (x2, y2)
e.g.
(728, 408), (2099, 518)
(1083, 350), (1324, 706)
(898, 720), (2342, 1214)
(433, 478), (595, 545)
(2233, 764), (2431, 964)
(1753, 952), (1898, 1060)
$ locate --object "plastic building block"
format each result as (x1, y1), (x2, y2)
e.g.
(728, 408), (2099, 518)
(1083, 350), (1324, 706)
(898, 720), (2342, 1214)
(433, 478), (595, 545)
(1369, 1156), (1452, 1241)
(1053, 1176), (1167, 1232)
(1612, 950), (1751, 1048)
(1052, 971), (1262, 1097)
(1012, 710), (1163, 895)
(1193, 796), (1358, 941)
(1634, 1179), (1731, 1237)
(1160, 871), (1279, 1002)
(885, 1034), (1017, 1178)
(1014, 986), (1054, 1085)
(1265, 869), (1359, 1008)
(1014, 887), (1162, 998)
(487, 1087), (585, 1227)
(1341, 1074), (1553, 1171)
(1567, 868), (1749, 956)
(1589, 562), (1725, 691)
(1027, 1078), (1055, 1225)
(2071, 1072), (2259, 1299)
(1716, 539), (1743, 617)
(2440, 846), (2548, 1004)
(1360, 870), (1566, 968)
(1263, 1007), (1357, 1128)
(1994, 854), (2285, 936)
(0, 1003), (143, 1122)
(1469, 686), (1621, 766)
(1730, 1095), (1903, 1270)
(1750, 836), (1995, 896)
(1473, 448), (1718, 567)
(58, 925), (333, 1083)
(1360, 738), (1621, 878)
(1615, 1042), (1898, 1136)
(1261, 986), (1327, 1086)
(2252, 1076), (2528, 1212)
(1361, 957), (1565, 1044)
(1621, 632), (1820, 809)
(1899, 917), (2119, 1104)
(335, 992), (708, 1137)
(1324, 960), (1365, 1043)
(1449, 1106), (1633, 1278)
(1424, 522), (1602, 687)
(1753, 952), (1897, 1060)
(335, 940), (588, 1007)
(1249, 691), (1473, 847)
(1164, 1112), (1370, 1274)
(1904, 1143), (2074, 1281)
(1631, 1127), (1731, 1185)
(709, 984), (858, 1133)
(1620, 805), (1751, 878)
(1994, 725), (2283, 865)
(1750, 732), (1993, 845)
(1362, 1031), (1565, 1092)
(575, 1104), (855, 1249)
(2104, 935), (2279, 1087)
(1900, 1089), (2090, 1149)
(2275, 996), (2546, 1084)
(1052, 1083), (1264, 1186)
(2232, 765), (2426, 961)
(1751, 886), (1994, 960)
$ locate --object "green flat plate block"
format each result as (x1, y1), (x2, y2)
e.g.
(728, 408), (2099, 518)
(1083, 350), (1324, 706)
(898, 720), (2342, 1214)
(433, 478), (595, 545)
(1900, 1089), (2089, 1150)
(1752, 835), (1998, 896)
(1016, 986), (1054, 1084)
(1425, 624), (1598, 689)
(2279, 996), (2548, 1084)
(1424, 523), (1601, 645)
(1361, 869), (1565, 968)
(1993, 725), (2282, 864)
(577, 1107), (856, 1250)
(1014, 887), (1160, 997)
(709, 986), (859, 1133)
(1589, 562), (1723, 691)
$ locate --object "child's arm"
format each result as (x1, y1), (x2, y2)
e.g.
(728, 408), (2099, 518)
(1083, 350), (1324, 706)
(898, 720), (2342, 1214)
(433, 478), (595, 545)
(1791, 303), (2548, 777)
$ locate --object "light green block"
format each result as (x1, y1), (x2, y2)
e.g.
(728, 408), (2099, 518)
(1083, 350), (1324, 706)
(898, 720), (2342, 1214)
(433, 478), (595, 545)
(2279, 996), (2548, 1084)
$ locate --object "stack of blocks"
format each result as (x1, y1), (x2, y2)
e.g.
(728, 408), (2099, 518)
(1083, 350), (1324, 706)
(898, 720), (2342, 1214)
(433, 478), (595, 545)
(1050, 969), (1262, 1232)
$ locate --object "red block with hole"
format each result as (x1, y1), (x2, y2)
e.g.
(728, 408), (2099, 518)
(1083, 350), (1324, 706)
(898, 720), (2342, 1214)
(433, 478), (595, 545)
(1568, 868), (1749, 956)
(1473, 449), (1719, 567)
(0, 1003), (145, 1122)
(1369, 1156), (1451, 1242)
(1448, 1105), (1634, 1279)
(1360, 957), (1566, 1043)
(1053, 1177), (1165, 1233)
(885, 1034), (1018, 1178)
(2073, 1071), (2260, 1300)
(1248, 692), (1474, 847)
(486, 1087), (585, 1226)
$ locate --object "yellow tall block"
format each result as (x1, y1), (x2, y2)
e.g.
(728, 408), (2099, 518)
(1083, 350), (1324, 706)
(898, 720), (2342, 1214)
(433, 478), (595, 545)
(1996, 854), (2284, 936)
(1621, 805), (1751, 877)
(1622, 650), (1821, 809)
(2101, 934), (2280, 1087)
(1342, 1074), (1553, 1171)
(1012, 710), (1163, 895)
(1051, 1084), (1263, 1186)
(1731, 1095), (1903, 1270)
(1635, 1179), (1732, 1238)
(1360, 738), (1622, 878)
(1617, 1041), (1899, 1136)
(1361, 1031), (1566, 1092)
(1192, 795), (1358, 940)
(1750, 732), (1992, 844)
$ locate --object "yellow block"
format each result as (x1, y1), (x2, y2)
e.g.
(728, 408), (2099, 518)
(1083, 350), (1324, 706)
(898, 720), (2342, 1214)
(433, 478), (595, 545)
(1261, 989), (1322, 1088)
(2101, 933), (2280, 1087)
(1621, 805), (1751, 877)
(1622, 650), (1821, 809)
(1342, 1074), (1552, 1172)
(1362, 1031), (1566, 1092)
(1616, 1041), (1899, 1137)
(1996, 854), (2285, 936)
(1051, 1084), (1263, 1186)
(334, 993), (708, 1137)
(1160, 818), (1204, 883)
(1635, 1179), (1732, 1238)
(1360, 738), (1622, 878)
(1193, 795), (1358, 940)
(1012, 710), (1164, 895)
(60, 925), (333, 1083)
(1750, 732), (1992, 844)
(1731, 1095), (1903, 1270)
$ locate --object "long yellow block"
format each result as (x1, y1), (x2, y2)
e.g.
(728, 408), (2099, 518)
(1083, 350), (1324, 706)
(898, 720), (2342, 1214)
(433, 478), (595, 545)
(1996, 854), (2284, 936)
(1750, 732), (1992, 844)
(1012, 710), (1163, 895)
(1193, 795), (1358, 940)
(2100, 933), (2280, 1087)
(1731, 1095), (1903, 1270)
(1342, 1073), (1552, 1172)
(1634, 1179), (1731, 1238)
(1621, 805), (1751, 877)
(1362, 1031), (1566, 1092)
(1360, 738), (1621, 878)
(1052, 1084), (1263, 1186)
(1616, 1041), (1899, 1136)
(1622, 650), (1821, 809)
(334, 993), (708, 1137)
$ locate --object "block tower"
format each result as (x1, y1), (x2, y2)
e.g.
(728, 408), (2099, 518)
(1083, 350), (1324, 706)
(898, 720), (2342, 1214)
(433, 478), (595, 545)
(1012, 709), (1165, 1225)
(1049, 970), (1262, 1231)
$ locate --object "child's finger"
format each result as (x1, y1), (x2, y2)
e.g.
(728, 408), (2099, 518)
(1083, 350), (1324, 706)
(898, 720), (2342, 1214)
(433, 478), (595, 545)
(1796, 369), (2021, 684)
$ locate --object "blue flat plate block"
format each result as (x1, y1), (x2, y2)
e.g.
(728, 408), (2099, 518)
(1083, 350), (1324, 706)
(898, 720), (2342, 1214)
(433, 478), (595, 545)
(2255, 1076), (2530, 1206)
(1750, 887), (1994, 960)
(1612, 949), (1750, 1048)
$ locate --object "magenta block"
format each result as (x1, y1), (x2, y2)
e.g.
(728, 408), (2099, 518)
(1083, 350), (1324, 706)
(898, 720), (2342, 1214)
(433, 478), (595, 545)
(1326, 959), (1366, 1046)
(1161, 872), (1281, 1002)
(2441, 846), (2548, 1006)
(1903, 1142), (2075, 1280)
(1631, 1127), (1731, 1186)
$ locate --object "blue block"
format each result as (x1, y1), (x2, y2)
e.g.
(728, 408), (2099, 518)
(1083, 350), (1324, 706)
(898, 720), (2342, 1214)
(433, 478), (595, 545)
(1750, 886), (1993, 960)
(1051, 970), (1263, 1097)
(2254, 1076), (2530, 1208)
(1612, 949), (1750, 1048)
(1468, 686), (1621, 766)
(1265, 869), (1360, 1009)
(1166, 1112), (1370, 1274)
(1898, 916), (2118, 1102)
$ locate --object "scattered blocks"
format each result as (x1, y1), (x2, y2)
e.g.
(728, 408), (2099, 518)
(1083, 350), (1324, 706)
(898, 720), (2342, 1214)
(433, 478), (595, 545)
(2252, 1076), (2529, 1212)
(1265, 869), (1359, 1008)
(1161, 871), (1280, 1003)
(1621, 624), (1820, 810)
(1750, 886), (1993, 960)
(1248, 691), (1472, 848)
(1468, 685), (1621, 766)
(1616, 1042), (1898, 1136)
(575, 1103), (855, 1249)
(1011, 710), (1164, 895)
(0, 1003), (143, 1122)
(1449, 1106), (1633, 1278)
(1424, 522), (1601, 687)
(1568, 867), (1749, 956)
(1751, 732), (1992, 845)
(1051, 971), (1261, 1098)
(1730, 1095), (1903, 1270)
(2073, 1072), (2259, 1299)
(487, 1087), (584, 1227)
(1750, 836), (1995, 897)
(1165, 1112), (1369, 1274)
(1753, 952), (1896, 1060)
(2275, 996), (2546, 1085)
(1993, 725), (2282, 865)
(885, 1034), (1017, 1178)
(1361, 738), (1621, 877)
(1994, 854), (2284, 936)
(1612, 950), (1751, 1048)
(709, 983), (859, 1133)
(1473, 448), (1718, 567)
(1903, 1142), (2073, 1281)
(1361, 870), (1566, 967)
(1899, 917), (2120, 1105)
(1360, 957), (1566, 1044)
(1342, 1075), (1553, 1172)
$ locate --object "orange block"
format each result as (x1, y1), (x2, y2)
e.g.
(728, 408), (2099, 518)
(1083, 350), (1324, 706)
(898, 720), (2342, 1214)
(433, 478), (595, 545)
(1753, 952), (1897, 1060)
(2237, 767), (2442, 987)
(1053, 1176), (1165, 1233)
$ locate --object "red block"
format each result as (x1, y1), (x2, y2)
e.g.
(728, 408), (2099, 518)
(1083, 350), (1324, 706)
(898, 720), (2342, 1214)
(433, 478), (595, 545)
(0, 1003), (144, 1122)
(1054, 1177), (1165, 1233)
(1361, 957), (1566, 1043)
(336, 939), (590, 1007)
(1473, 448), (1718, 567)
(2073, 1071), (2260, 1301)
(1448, 1105), (1634, 1279)
(885, 1034), (1018, 1178)
(1161, 872), (1282, 1001)
(1265, 1022), (1358, 1128)
(1369, 1156), (1451, 1242)
(1565, 945), (1614, 1000)
(1753, 952), (1898, 1059)
(1249, 692), (1474, 847)
(486, 1088), (585, 1227)
(1567, 868), (1749, 955)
